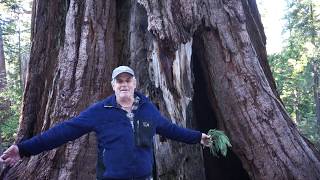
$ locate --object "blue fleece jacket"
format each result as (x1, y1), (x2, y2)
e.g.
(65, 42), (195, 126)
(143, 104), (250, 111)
(17, 92), (202, 179)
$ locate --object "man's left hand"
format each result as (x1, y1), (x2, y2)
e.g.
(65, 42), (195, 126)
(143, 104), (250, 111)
(200, 133), (211, 147)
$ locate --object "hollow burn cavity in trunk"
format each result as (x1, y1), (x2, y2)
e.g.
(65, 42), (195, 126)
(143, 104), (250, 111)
(192, 30), (250, 180)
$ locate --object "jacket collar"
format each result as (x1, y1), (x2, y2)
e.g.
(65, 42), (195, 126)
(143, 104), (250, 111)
(103, 91), (148, 108)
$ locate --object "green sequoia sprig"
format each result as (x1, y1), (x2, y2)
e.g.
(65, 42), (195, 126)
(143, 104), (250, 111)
(207, 129), (232, 157)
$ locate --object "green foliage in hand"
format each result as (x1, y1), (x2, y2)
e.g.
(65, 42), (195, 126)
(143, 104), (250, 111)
(207, 129), (232, 157)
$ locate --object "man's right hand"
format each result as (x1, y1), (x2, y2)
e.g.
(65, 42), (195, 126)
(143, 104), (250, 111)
(0, 145), (21, 167)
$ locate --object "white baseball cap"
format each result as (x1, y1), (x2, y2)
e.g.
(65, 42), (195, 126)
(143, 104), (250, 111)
(112, 66), (135, 80)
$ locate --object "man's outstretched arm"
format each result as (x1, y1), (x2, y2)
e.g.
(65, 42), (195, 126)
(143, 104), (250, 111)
(0, 104), (99, 166)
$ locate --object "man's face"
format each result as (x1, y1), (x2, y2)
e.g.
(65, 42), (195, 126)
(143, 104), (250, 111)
(112, 73), (136, 99)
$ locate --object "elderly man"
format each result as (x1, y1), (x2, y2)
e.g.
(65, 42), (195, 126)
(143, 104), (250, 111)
(0, 66), (211, 180)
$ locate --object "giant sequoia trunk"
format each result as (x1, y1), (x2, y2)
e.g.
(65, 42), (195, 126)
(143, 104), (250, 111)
(3, 0), (320, 179)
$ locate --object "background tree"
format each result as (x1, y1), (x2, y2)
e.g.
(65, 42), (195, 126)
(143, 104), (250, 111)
(269, 0), (320, 147)
(0, 0), (31, 151)
(287, 0), (320, 126)
(1, 0), (320, 180)
(0, 26), (6, 91)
